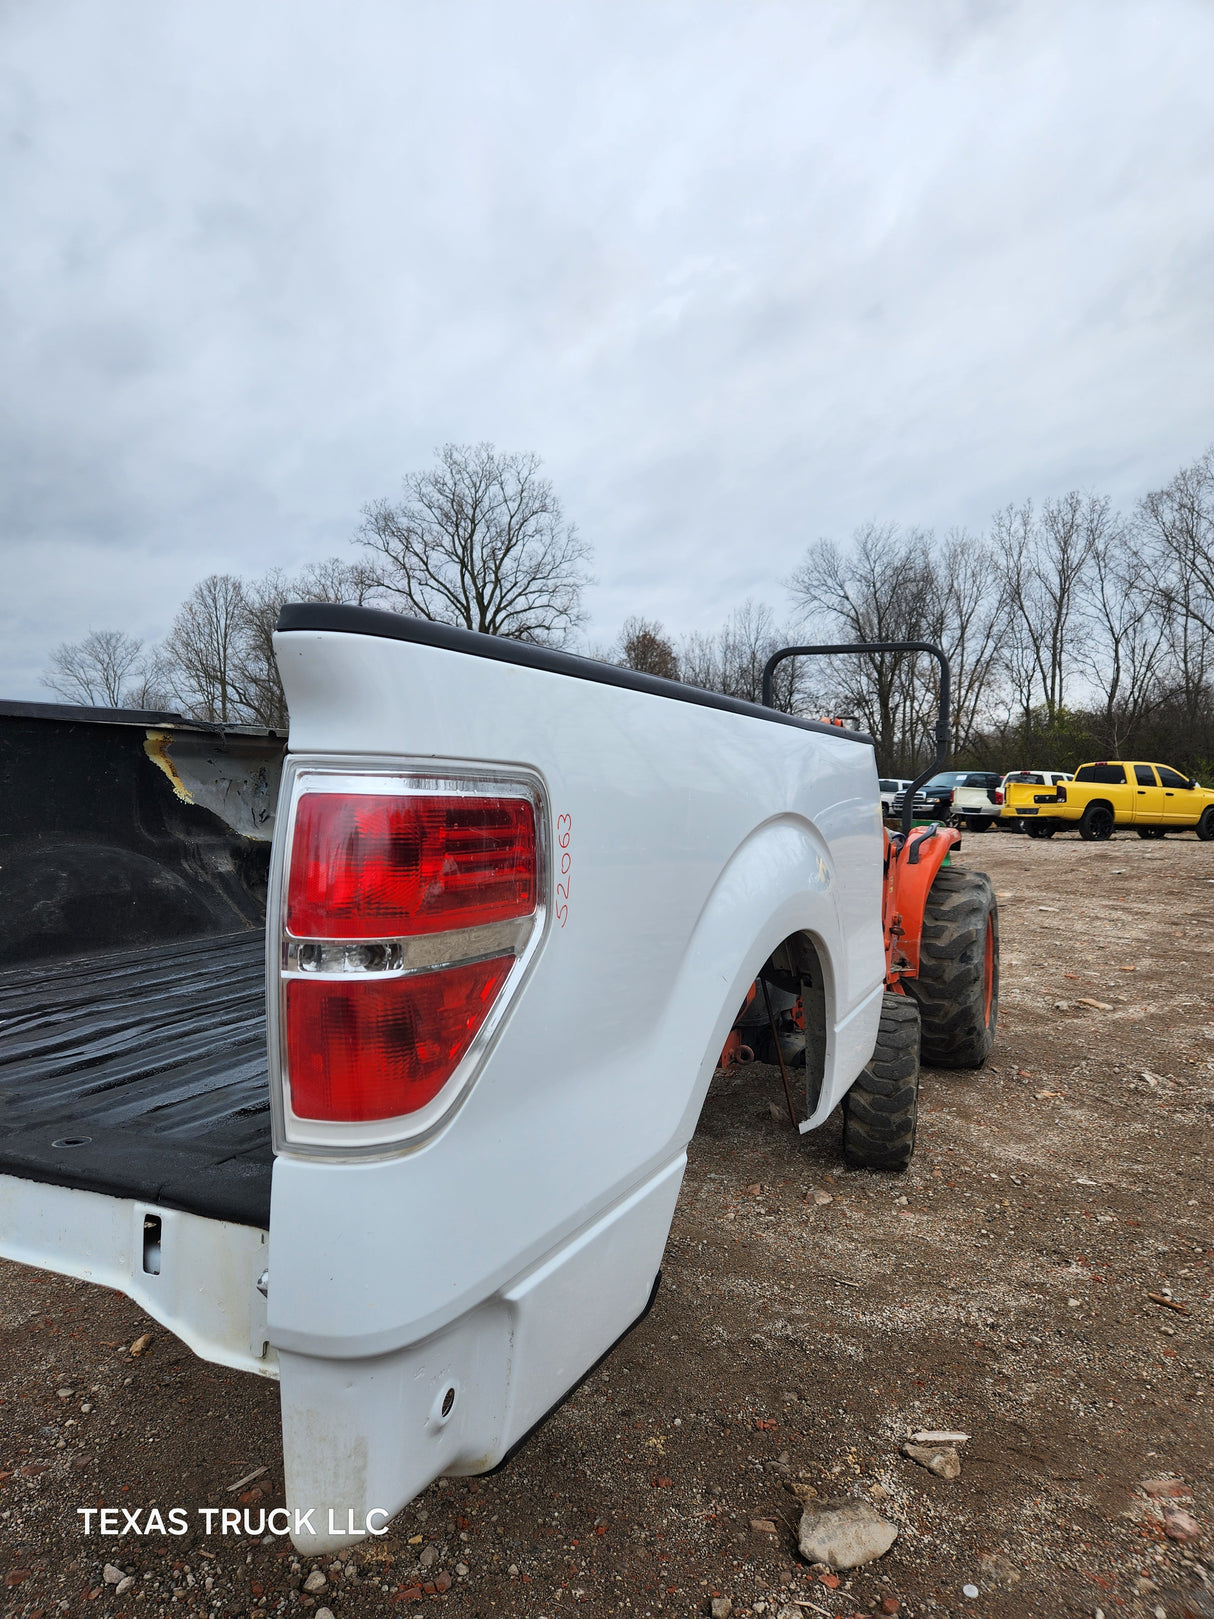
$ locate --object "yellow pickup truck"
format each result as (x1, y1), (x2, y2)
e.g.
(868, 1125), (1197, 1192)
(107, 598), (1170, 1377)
(1002, 760), (1214, 841)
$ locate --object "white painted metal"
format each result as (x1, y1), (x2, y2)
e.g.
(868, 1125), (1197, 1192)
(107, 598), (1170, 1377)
(278, 1155), (684, 1551)
(0, 1174), (275, 1377)
(267, 626), (885, 1546)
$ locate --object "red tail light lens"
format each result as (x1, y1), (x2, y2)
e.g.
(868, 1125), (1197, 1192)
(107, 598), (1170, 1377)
(287, 793), (536, 938)
(286, 956), (514, 1120)
(994, 790), (1003, 804)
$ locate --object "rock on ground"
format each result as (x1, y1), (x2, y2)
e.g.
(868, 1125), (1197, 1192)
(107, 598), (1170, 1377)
(797, 1495), (898, 1569)
(1164, 1507), (1202, 1544)
(901, 1440), (962, 1480)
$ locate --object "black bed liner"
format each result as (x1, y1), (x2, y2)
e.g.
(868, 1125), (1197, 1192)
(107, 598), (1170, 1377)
(0, 931), (271, 1228)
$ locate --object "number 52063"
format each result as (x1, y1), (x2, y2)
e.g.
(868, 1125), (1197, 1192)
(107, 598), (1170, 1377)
(555, 813), (572, 927)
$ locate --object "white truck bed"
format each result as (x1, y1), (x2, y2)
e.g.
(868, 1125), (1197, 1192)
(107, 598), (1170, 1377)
(0, 604), (887, 1550)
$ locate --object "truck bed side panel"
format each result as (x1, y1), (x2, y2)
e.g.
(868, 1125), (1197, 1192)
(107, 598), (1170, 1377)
(267, 624), (884, 1549)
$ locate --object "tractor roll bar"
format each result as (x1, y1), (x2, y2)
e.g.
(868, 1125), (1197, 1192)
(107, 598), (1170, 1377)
(760, 641), (951, 841)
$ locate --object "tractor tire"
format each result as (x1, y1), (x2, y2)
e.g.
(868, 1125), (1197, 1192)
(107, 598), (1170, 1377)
(841, 992), (919, 1172)
(1079, 803), (1115, 841)
(905, 866), (999, 1069)
(1025, 820), (1057, 839)
(1137, 827), (1166, 840)
(1197, 807), (1214, 842)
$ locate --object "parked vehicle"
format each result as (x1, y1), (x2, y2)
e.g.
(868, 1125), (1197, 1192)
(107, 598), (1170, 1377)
(995, 770), (1073, 832)
(1002, 760), (1214, 840)
(890, 770), (1002, 830)
(0, 613), (998, 1552)
(879, 776), (913, 814)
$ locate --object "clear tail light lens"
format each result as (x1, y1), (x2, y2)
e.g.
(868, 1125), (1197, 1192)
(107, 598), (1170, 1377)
(273, 770), (545, 1152)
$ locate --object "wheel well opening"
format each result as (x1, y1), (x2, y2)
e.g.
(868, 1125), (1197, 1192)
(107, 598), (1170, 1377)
(730, 932), (828, 1114)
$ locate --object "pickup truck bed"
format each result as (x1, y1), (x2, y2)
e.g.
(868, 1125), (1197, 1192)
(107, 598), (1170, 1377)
(0, 930), (271, 1228)
(1, 610), (891, 1550)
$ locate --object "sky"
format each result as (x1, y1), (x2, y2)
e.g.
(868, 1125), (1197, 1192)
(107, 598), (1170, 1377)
(2, 0), (1214, 697)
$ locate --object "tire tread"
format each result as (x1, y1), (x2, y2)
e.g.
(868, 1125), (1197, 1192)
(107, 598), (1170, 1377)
(842, 992), (919, 1172)
(905, 866), (998, 1069)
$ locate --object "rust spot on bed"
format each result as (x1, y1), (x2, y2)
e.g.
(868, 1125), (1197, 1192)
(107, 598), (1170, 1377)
(143, 731), (194, 803)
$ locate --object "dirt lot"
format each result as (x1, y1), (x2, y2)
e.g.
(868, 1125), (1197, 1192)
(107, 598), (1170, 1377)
(3, 831), (1213, 1619)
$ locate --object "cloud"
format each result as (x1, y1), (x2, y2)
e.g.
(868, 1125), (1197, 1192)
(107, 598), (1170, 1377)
(2, 0), (1213, 693)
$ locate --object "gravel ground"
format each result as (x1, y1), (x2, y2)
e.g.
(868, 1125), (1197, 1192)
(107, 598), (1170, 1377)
(2, 830), (1213, 1619)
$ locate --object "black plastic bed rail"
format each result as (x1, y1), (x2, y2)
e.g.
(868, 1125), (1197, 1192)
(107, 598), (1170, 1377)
(275, 603), (875, 747)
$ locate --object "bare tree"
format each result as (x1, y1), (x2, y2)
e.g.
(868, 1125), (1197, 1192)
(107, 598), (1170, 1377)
(1137, 447), (1214, 742)
(41, 629), (145, 707)
(675, 602), (806, 711)
(789, 524), (937, 771)
(294, 555), (382, 606)
(357, 443), (592, 644)
(1139, 446), (1214, 637)
(1078, 520), (1171, 754)
(616, 617), (679, 680)
(231, 569), (293, 729)
(996, 492), (1101, 727)
(150, 557), (387, 727)
(927, 530), (1009, 757)
(676, 630), (720, 693)
(159, 574), (248, 723)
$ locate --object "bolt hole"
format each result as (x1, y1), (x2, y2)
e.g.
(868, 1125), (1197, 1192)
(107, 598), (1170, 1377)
(52, 1136), (92, 1149)
(441, 1386), (456, 1418)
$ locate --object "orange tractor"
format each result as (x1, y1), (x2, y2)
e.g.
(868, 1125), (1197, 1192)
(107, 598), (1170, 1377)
(723, 640), (999, 1172)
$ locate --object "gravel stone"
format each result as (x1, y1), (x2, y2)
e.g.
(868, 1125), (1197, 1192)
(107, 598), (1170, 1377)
(797, 1496), (898, 1568)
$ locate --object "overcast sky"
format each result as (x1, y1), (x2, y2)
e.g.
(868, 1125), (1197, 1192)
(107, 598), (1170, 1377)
(3, 0), (1213, 697)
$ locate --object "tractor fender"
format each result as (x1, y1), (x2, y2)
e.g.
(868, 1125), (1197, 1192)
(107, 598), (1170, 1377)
(886, 825), (962, 981)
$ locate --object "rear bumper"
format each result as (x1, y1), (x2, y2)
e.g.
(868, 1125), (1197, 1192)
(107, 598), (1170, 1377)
(1002, 804), (1073, 820)
(0, 1174), (275, 1377)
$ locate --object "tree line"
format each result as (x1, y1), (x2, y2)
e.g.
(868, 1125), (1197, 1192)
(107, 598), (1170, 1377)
(613, 446), (1214, 777)
(42, 444), (588, 729)
(42, 442), (1214, 776)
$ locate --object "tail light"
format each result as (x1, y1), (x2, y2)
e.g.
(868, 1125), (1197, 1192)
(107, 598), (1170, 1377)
(271, 766), (545, 1153)
(948, 789), (955, 804)
(993, 790), (1003, 805)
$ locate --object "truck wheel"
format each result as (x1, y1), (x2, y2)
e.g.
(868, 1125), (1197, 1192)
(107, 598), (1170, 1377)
(1137, 827), (1166, 840)
(1079, 803), (1114, 841)
(906, 866), (998, 1069)
(1025, 820), (1056, 839)
(841, 992), (919, 1172)
(1198, 807), (1214, 842)
(967, 816), (993, 833)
